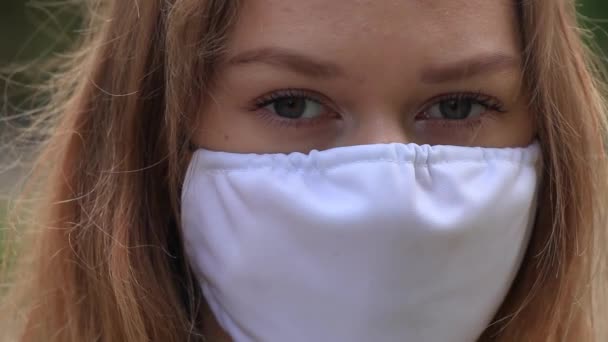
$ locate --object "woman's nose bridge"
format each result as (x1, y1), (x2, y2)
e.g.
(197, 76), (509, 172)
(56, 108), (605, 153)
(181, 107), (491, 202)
(346, 114), (410, 145)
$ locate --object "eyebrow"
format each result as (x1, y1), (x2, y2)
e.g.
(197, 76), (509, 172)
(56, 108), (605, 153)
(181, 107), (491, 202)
(227, 47), (346, 79)
(419, 54), (521, 84)
(227, 47), (520, 83)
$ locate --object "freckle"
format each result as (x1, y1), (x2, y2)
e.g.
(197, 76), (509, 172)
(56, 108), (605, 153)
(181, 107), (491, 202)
(224, 134), (230, 141)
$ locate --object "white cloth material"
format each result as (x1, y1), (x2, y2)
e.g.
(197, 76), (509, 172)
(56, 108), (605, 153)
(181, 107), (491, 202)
(181, 142), (541, 342)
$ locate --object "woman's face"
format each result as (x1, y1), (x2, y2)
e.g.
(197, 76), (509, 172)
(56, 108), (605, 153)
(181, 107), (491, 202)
(195, 0), (534, 153)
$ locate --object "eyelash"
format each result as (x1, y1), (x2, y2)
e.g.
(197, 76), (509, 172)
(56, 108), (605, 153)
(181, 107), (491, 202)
(252, 88), (337, 127)
(416, 91), (506, 119)
(254, 89), (326, 108)
(251, 88), (506, 127)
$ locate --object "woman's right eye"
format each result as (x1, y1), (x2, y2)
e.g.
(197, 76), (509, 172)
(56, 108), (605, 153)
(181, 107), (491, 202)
(263, 96), (324, 119)
(251, 89), (342, 129)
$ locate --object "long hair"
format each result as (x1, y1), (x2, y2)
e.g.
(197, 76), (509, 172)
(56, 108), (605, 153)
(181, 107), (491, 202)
(1, 0), (606, 341)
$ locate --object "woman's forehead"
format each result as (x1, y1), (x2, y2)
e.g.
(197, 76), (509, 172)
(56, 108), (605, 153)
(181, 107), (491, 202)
(228, 0), (521, 73)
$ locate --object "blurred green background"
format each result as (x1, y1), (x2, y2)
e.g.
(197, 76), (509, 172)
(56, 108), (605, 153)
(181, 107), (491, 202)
(1, 0), (608, 228)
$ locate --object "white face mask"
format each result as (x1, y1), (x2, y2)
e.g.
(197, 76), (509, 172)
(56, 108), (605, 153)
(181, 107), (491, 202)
(181, 142), (541, 342)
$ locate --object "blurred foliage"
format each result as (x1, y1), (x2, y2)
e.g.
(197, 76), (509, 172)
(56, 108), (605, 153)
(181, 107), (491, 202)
(0, 0), (608, 120)
(0, 1), (81, 126)
(580, 0), (608, 57)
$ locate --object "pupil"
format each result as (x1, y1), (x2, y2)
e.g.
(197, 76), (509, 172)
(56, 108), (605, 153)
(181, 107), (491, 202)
(440, 99), (472, 119)
(274, 97), (306, 119)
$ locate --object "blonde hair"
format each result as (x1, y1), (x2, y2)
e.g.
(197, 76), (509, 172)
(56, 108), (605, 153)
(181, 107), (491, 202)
(1, 0), (606, 341)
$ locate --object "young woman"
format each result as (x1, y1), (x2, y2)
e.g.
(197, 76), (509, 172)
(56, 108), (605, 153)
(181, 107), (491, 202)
(2, 0), (607, 341)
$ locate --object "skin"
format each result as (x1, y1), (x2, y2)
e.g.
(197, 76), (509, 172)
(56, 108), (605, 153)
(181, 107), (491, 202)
(194, 0), (535, 339)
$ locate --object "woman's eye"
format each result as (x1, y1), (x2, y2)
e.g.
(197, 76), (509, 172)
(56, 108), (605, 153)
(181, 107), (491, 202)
(423, 98), (489, 120)
(264, 96), (324, 119)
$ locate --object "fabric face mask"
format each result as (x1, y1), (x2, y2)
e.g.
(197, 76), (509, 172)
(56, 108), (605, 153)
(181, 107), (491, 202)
(181, 142), (541, 342)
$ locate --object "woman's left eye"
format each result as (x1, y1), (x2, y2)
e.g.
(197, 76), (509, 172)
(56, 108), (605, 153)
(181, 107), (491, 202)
(418, 94), (505, 121)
